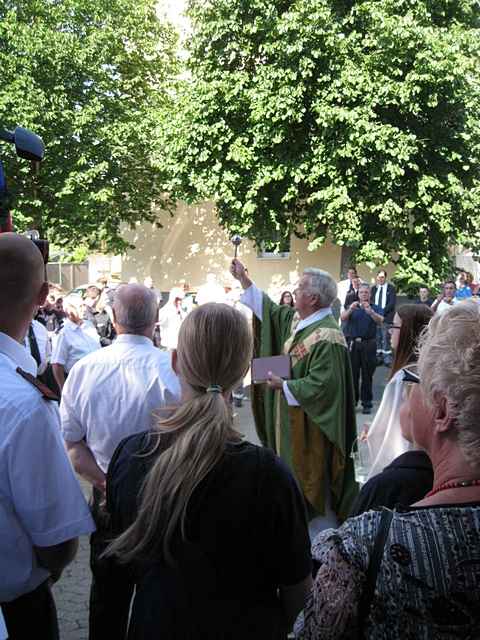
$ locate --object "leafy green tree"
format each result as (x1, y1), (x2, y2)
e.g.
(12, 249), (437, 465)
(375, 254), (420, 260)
(0, 0), (177, 252)
(158, 0), (480, 290)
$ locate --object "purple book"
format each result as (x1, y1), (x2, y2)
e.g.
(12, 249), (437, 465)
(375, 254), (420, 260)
(251, 355), (291, 384)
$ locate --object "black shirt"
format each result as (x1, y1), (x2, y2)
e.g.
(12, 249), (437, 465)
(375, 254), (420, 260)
(35, 308), (64, 333)
(83, 307), (115, 345)
(107, 432), (312, 639)
(414, 298), (434, 307)
(344, 289), (359, 309)
(349, 450), (433, 517)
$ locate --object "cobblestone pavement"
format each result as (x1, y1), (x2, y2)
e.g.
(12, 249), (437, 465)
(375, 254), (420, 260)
(53, 367), (389, 639)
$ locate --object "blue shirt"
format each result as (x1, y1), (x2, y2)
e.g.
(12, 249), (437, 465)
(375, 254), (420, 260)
(455, 286), (472, 300)
(346, 304), (381, 340)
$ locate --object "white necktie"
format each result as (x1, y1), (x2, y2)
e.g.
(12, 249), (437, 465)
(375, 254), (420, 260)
(379, 285), (385, 308)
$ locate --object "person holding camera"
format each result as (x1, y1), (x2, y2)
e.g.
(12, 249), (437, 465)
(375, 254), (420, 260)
(341, 284), (384, 415)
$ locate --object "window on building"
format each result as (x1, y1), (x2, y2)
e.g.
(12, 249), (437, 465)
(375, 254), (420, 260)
(257, 234), (291, 259)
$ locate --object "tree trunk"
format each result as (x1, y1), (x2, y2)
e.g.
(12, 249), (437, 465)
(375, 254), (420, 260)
(340, 245), (355, 279)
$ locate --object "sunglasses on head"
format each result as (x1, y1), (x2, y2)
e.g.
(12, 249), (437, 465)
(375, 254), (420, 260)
(402, 368), (420, 384)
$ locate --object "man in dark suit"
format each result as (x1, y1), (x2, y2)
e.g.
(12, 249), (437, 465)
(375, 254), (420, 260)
(342, 276), (362, 339)
(344, 276), (362, 309)
(370, 269), (396, 366)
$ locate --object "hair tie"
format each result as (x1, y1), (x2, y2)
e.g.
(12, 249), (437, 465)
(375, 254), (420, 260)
(206, 384), (223, 394)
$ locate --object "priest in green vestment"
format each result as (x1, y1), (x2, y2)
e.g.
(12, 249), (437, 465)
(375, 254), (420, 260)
(230, 259), (358, 526)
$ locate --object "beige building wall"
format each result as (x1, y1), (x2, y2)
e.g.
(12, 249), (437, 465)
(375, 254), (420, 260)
(120, 201), (346, 298)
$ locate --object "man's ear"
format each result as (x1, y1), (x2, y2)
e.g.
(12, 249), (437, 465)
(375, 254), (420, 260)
(434, 394), (454, 434)
(171, 349), (178, 374)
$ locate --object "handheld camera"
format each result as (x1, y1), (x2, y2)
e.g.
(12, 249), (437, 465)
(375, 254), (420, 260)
(0, 126), (48, 263)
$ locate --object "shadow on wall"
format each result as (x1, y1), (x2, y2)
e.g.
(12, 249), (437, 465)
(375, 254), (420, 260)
(121, 201), (343, 294)
(122, 202), (242, 289)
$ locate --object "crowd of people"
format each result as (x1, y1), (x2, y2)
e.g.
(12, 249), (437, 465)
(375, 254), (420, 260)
(1, 231), (479, 639)
(334, 266), (480, 415)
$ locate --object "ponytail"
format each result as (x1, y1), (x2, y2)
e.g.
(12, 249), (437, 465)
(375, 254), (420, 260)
(105, 303), (252, 565)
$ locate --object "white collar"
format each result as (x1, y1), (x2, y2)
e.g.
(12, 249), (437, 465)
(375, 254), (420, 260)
(115, 334), (153, 345)
(296, 307), (332, 333)
(0, 331), (38, 376)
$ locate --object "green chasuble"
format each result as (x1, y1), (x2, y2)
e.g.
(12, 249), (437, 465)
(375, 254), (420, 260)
(251, 293), (358, 521)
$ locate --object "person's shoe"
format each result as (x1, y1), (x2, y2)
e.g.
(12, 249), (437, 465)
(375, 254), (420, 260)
(362, 406), (372, 415)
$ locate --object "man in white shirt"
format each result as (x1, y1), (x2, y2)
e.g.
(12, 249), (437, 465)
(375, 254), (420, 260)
(0, 233), (95, 639)
(337, 266), (358, 308)
(157, 286), (186, 349)
(431, 280), (458, 315)
(370, 269), (396, 366)
(51, 295), (101, 390)
(196, 272), (227, 304)
(143, 275), (162, 307)
(60, 283), (181, 640)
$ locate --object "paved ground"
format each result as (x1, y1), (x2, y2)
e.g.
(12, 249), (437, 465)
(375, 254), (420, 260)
(53, 366), (389, 639)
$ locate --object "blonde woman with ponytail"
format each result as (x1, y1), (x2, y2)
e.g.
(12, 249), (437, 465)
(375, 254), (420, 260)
(105, 303), (312, 639)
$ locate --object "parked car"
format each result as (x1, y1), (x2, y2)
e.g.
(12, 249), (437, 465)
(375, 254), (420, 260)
(67, 284), (90, 298)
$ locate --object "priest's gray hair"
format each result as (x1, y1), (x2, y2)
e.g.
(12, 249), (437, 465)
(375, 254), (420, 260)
(418, 300), (480, 467)
(303, 268), (338, 307)
(113, 283), (157, 333)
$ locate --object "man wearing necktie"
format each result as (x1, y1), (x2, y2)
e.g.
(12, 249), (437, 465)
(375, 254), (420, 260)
(370, 269), (396, 366)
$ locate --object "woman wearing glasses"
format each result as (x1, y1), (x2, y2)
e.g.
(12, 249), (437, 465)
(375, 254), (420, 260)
(296, 302), (480, 639)
(362, 304), (433, 480)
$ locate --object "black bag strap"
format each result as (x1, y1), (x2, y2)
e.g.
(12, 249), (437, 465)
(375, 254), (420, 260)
(358, 508), (394, 637)
(28, 323), (42, 367)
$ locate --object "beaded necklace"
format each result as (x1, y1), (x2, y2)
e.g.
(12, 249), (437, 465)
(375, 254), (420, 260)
(426, 478), (480, 498)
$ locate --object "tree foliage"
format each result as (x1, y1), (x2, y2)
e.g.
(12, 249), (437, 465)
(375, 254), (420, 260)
(0, 0), (177, 252)
(158, 0), (480, 289)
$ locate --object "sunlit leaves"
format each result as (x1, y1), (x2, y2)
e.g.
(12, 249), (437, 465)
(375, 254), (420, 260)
(157, 0), (480, 291)
(0, 0), (178, 252)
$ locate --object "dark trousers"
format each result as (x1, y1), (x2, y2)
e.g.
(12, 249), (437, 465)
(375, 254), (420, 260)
(2, 580), (59, 640)
(349, 338), (377, 407)
(376, 324), (392, 364)
(89, 489), (135, 640)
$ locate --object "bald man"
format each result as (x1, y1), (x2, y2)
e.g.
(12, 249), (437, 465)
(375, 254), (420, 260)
(60, 283), (181, 639)
(0, 233), (95, 638)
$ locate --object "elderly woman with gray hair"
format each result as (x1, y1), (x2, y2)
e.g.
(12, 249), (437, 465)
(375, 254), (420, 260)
(296, 301), (480, 639)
